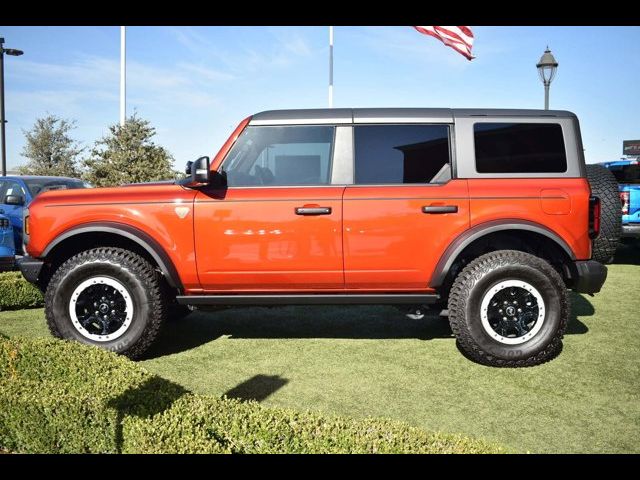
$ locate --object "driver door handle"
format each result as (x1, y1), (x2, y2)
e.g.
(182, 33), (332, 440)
(295, 206), (332, 216)
(422, 205), (458, 214)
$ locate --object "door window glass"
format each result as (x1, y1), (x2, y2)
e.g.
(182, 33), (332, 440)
(222, 126), (335, 187)
(354, 125), (451, 184)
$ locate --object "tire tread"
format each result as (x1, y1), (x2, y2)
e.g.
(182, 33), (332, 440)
(448, 250), (569, 368)
(586, 164), (622, 263)
(44, 247), (166, 359)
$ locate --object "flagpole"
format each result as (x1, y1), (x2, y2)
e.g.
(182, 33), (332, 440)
(328, 26), (333, 108)
(120, 26), (126, 127)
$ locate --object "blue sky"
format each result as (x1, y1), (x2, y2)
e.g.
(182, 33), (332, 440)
(1, 25), (639, 170)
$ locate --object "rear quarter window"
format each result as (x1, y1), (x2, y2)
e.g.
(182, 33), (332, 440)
(474, 123), (567, 174)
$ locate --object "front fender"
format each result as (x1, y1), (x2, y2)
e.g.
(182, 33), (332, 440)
(42, 222), (183, 291)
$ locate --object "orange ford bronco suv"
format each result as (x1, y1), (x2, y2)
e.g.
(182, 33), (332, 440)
(18, 108), (609, 367)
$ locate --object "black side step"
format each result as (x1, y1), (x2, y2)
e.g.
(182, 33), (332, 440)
(175, 294), (440, 306)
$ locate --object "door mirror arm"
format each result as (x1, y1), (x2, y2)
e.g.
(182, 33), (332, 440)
(211, 169), (227, 188)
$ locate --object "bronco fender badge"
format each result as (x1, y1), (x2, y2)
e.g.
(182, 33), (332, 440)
(174, 206), (190, 219)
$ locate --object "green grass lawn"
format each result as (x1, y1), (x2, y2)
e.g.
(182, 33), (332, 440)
(2, 244), (639, 453)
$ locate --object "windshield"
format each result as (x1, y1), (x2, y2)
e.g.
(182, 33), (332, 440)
(608, 163), (640, 185)
(24, 179), (89, 198)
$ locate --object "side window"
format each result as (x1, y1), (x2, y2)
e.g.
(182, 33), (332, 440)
(354, 125), (451, 185)
(221, 126), (335, 187)
(474, 123), (567, 173)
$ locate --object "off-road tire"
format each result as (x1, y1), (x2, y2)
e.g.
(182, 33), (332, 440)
(586, 164), (622, 263)
(45, 247), (166, 359)
(448, 250), (569, 367)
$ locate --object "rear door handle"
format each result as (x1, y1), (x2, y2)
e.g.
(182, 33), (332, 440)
(295, 206), (332, 216)
(422, 205), (458, 214)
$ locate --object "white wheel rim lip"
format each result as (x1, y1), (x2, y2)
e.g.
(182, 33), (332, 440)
(480, 279), (546, 345)
(68, 276), (134, 342)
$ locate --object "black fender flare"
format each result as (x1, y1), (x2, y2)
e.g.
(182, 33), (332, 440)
(42, 222), (183, 292)
(429, 219), (576, 288)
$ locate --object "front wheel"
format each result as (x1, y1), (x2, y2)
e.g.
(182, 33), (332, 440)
(44, 247), (167, 359)
(448, 250), (569, 367)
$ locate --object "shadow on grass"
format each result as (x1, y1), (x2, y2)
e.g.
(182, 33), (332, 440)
(567, 292), (593, 335)
(147, 298), (591, 359)
(612, 239), (640, 266)
(107, 376), (188, 453)
(223, 374), (289, 402)
(146, 305), (452, 359)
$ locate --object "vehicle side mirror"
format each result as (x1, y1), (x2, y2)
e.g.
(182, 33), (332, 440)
(210, 169), (227, 188)
(4, 195), (24, 206)
(184, 156), (210, 187)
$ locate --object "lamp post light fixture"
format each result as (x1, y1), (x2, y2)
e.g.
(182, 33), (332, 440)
(536, 46), (558, 111)
(0, 37), (24, 177)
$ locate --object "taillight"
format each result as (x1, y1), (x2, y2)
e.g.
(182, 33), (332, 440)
(589, 196), (601, 239)
(23, 208), (30, 245)
(620, 191), (630, 215)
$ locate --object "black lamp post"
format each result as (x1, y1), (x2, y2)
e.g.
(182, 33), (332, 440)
(536, 46), (558, 110)
(0, 37), (24, 177)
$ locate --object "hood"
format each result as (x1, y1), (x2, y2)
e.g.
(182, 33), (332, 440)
(123, 180), (177, 187)
(30, 182), (190, 207)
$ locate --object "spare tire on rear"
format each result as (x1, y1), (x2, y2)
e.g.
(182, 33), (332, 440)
(586, 164), (622, 263)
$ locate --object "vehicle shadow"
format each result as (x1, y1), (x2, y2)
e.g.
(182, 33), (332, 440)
(146, 305), (453, 358)
(146, 296), (591, 359)
(567, 292), (593, 334)
(612, 239), (640, 265)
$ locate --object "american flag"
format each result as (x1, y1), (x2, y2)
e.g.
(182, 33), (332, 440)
(414, 26), (475, 60)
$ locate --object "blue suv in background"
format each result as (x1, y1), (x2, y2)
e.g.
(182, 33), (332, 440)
(599, 160), (640, 238)
(0, 176), (88, 254)
(0, 213), (15, 271)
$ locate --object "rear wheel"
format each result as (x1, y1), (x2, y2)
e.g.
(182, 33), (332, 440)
(45, 247), (166, 359)
(586, 164), (622, 263)
(448, 250), (569, 367)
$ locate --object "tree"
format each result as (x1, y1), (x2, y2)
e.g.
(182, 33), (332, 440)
(83, 115), (179, 187)
(19, 115), (83, 177)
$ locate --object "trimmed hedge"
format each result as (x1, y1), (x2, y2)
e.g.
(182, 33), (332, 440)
(0, 337), (505, 454)
(0, 272), (43, 311)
